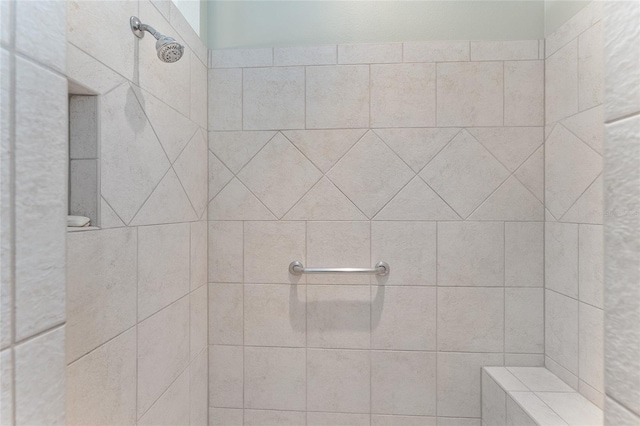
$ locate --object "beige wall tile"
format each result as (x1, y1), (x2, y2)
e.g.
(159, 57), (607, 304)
(209, 221), (243, 283)
(210, 345), (243, 408)
(209, 283), (243, 345)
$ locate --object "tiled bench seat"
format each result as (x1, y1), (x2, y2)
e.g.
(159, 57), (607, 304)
(481, 367), (603, 426)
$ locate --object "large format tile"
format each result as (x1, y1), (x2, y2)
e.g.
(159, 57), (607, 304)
(210, 47), (273, 68)
(545, 290), (579, 376)
(436, 62), (503, 126)
(208, 68), (242, 131)
(245, 347), (306, 411)
(14, 327), (65, 426)
(210, 345), (243, 408)
(506, 367), (573, 392)
(284, 129), (366, 173)
(307, 349), (370, 413)
(420, 131), (509, 218)
(437, 287), (504, 352)
(578, 21), (604, 112)
(482, 371), (507, 426)
(243, 67), (305, 130)
(67, 329), (136, 426)
(208, 178), (276, 220)
(536, 392), (603, 426)
(209, 131), (275, 174)
(100, 83), (170, 224)
(437, 352), (503, 418)
(467, 127), (543, 173)
(209, 408), (242, 426)
(209, 283), (243, 345)
(505, 222), (544, 288)
(138, 223), (190, 320)
(470, 40), (538, 60)
(208, 221), (243, 283)
(67, 228), (137, 363)
(579, 225), (604, 308)
(190, 285), (207, 358)
(191, 221), (207, 290)
(545, 222), (579, 298)
(173, 130), (208, 217)
(307, 285), (370, 349)
(308, 412), (370, 426)
(137, 298), (190, 417)
(307, 221), (370, 285)
(244, 410), (306, 426)
(371, 222), (436, 286)
(545, 125), (602, 219)
(403, 41), (469, 62)
(238, 133), (322, 218)
(0, 350), (12, 425)
(338, 43), (402, 64)
(372, 286), (436, 350)
(138, 368), (189, 426)
(306, 65), (370, 128)
(244, 221), (306, 283)
(190, 51), (208, 129)
(244, 284), (306, 347)
(579, 303), (604, 392)
(371, 351), (436, 415)
(67, 0), (137, 80)
(370, 63), (436, 127)
(16, 0), (65, 72)
(437, 222), (504, 287)
(505, 288), (544, 354)
(546, 40), (579, 123)
(190, 347), (208, 426)
(275, 45), (337, 66)
(66, 43), (126, 95)
(284, 177), (367, 221)
(328, 131), (414, 218)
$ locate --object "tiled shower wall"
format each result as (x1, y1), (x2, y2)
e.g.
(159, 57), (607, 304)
(64, 1), (208, 425)
(207, 40), (546, 425)
(543, 1), (605, 408)
(1, 1), (68, 424)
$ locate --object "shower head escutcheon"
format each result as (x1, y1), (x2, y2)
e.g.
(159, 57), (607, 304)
(130, 16), (184, 63)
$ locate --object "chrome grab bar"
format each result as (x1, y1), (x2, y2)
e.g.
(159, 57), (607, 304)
(289, 261), (390, 276)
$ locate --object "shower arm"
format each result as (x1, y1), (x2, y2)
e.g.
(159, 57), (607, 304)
(130, 16), (161, 40)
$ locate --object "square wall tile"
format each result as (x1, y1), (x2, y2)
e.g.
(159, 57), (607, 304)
(209, 221), (243, 283)
(67, 329), (136, 426)
(372, 286), (436, 351)
(374, 415), (437, 425)
(275, 45), (337, 66)
(306, 65), (370, 128)
(138, 223), (191, 321)
(545, 222), (579, 298)
(307, 286), (370, 349)
(504, 60), (544, 126)
(66, 228), (137, 363)
(244, 221), (306, 283)
(436, 62), (503, 127)
(505, 288), (544, 353)
(307, 221), (370, 285)
(370, 63), (436, 127)
(138, 368), (189, 426)
(308, 412), (370, 426)
(505, 222), (543, 287)
(437, 352), (503, 418)
(470, 40), (539, 61)
(244, 284), (306, 347)
(245, 347), (306, 411)
(210, 345), (243, 408)
(579, 225), (604, 308)
(0, 350), (12, 425)
(545, 290), (579, 375)
(209, 283), (243, 345)
(137, 298), (190, 417)
(209, 68), (242, 131)
(190, 55), (208, 129)
(243, 67), (305, 130)
(437, 287), (504, 352)
(371, 351), (436, 415)
(403, 41), (470, 62)
(371, 222), (436, 286)
(307, 349), (370, 413)
(437, 222), (504, 287)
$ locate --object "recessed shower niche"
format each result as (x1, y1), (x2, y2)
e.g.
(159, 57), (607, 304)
(68, 93), (99, 228)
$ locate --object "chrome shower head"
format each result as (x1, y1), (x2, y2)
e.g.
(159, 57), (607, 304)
(156, 36), (184, 63)
(130, 16), (184, 63)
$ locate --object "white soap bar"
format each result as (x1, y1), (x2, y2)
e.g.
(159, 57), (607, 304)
(68, 215), (91, 227)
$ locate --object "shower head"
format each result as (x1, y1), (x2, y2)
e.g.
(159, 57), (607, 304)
(130, 16), (184, 63)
